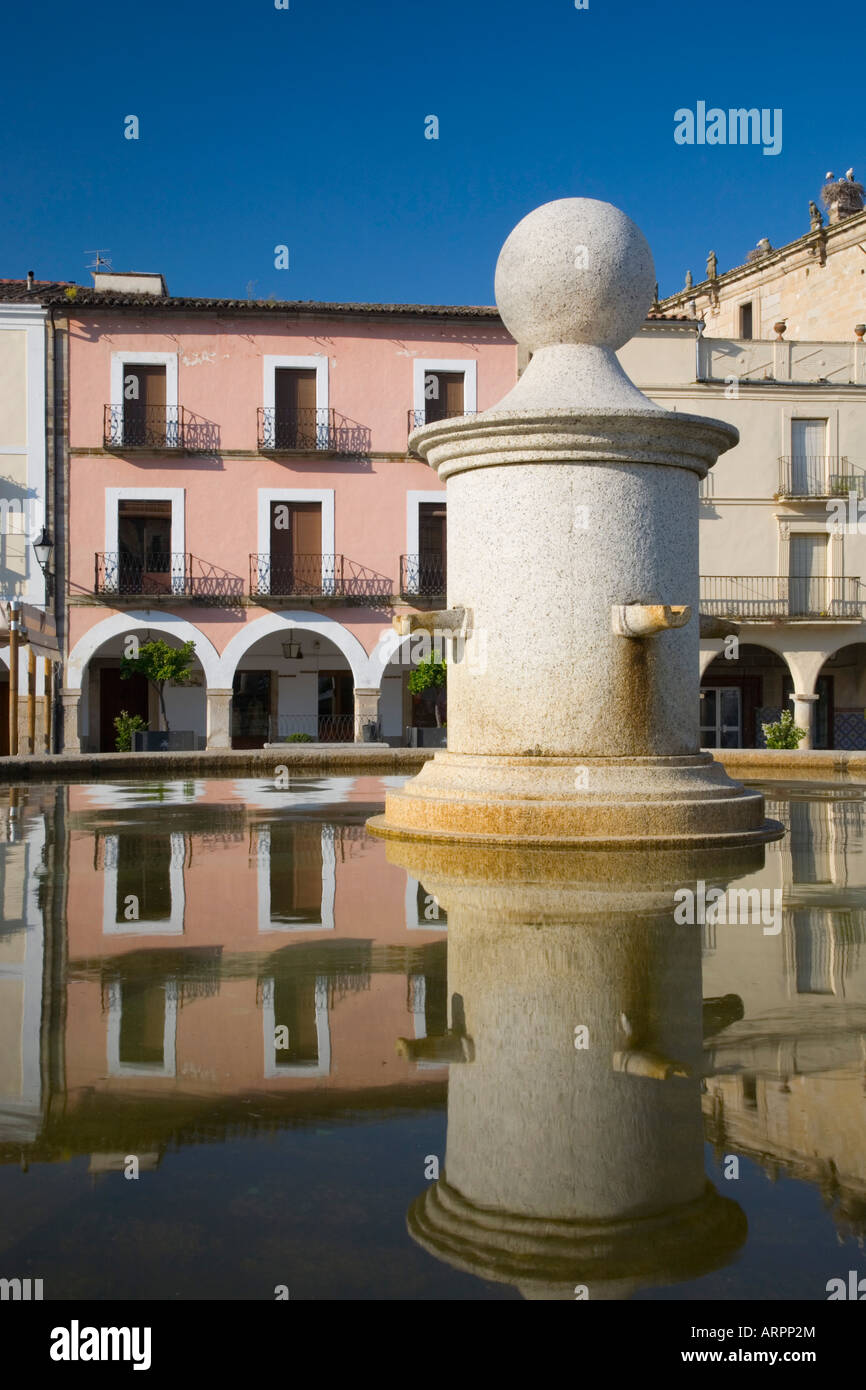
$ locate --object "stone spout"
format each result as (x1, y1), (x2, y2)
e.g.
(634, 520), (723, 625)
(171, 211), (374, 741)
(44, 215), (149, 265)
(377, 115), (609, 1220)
(396, 1033), (475, 1064)
(393, 607), (470, 637)
(611, 604), (691, 638)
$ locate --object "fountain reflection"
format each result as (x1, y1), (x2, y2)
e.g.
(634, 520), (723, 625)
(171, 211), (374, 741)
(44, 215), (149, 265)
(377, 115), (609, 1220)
(1, 778), (866, 1297)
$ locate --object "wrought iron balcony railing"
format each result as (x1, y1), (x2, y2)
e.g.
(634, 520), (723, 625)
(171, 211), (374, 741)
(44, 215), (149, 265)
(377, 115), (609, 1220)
(700, 575), (864, 620)
(95, 552), (243, 598)
(407, 408), (477, 453)
(249, 554), (393, 600)
(103, 405), (218, 451)
(400, 553), (446, 599)
(777, 455), (864, 498)
(257, 408), (370, 455)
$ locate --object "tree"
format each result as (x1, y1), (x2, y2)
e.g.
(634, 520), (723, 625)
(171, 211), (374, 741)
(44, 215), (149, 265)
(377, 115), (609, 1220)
(408, 655), (447, 727)
(120, 639), (196, 733)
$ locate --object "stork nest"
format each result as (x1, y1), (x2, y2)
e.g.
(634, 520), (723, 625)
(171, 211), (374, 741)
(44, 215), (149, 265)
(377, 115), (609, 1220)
(821, 178), (865, 208)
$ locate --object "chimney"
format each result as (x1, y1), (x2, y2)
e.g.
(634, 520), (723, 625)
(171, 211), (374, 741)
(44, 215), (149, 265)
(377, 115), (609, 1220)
(26, 270), (34, 290)
(91, 271), (168, 296)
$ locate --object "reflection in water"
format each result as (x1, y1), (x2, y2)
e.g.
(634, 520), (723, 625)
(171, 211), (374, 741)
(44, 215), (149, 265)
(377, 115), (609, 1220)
(0, 778), (865, 1298)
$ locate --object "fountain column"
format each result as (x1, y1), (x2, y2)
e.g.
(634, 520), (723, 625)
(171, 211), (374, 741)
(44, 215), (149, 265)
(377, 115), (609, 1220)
(370, 198), (779, 848)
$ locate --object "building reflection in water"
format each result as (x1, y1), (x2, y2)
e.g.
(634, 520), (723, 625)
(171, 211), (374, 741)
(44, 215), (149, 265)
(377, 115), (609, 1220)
(1, 777), (866, 1295)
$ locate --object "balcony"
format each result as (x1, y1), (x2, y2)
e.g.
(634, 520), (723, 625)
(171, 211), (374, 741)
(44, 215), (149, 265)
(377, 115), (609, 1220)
(257, 408), (370, 456)
(103, 405), (219, 452)
(777, 456), (865, 499)
(700, 576), (864, 620)
(95, 553), (243, 599)
(400, 553), (446, 600)
(249, 554), (392, 601)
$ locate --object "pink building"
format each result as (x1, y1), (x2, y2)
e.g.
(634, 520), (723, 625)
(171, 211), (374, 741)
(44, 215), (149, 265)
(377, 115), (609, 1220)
(60, 275), (516, 750)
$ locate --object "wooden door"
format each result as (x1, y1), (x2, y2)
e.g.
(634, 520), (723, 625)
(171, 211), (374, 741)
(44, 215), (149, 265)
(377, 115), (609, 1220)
(100, 667), (150, 751)
(270, 502), (322, 593)
(274, 368), (318, 447)
(424, 371), (464, 424)
(123, 365), (167, 446)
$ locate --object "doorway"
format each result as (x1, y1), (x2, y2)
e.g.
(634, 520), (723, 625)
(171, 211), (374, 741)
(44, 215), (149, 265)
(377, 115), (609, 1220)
(232, 670), (272, 749)
(318, 672), (353, 741)
(100, 667), (149, 752)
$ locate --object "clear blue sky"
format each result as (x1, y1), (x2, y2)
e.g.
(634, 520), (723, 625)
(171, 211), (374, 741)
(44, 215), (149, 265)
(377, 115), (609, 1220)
(1, 0), (862, 305)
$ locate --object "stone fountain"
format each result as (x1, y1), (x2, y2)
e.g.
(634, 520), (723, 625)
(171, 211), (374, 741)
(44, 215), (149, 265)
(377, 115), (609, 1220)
(369, 197), (780, 849)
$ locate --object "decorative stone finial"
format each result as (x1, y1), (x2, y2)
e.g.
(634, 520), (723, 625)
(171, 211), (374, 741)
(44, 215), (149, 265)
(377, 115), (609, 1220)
(494, 198), (655, 354)
(489, 198), (659, 414)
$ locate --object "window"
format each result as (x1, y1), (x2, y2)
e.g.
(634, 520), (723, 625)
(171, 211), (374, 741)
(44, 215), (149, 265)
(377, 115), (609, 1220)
(274, 367), (319, 448)
(418, 501), (446, 595)
(123, 364), (168, 446)
(117, 499), (172, 593)
(791, 419), (827, 495)
(412, 359), (477, 430)
(269, 500), (322, 594)
(789, 534), (827, 616)
(262, 355), (329, 450)
(739, 302), (753, 339)
(700, 686), (741, 748)
(109, 351), (179, 449)
(423, 370), (465, 423)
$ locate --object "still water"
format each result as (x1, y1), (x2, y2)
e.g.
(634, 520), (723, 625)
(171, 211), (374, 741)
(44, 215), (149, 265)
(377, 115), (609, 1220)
(0, 775), (864, 1300)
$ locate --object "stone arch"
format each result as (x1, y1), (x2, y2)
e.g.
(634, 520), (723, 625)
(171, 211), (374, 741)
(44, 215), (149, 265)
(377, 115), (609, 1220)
(700, 639), (796, 749)
(67, 611), (221, 690)
(215, 611), (373, 688)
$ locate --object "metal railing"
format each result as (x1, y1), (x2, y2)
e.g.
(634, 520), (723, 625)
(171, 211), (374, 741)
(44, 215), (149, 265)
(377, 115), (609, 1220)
(269, 714), (355, 743)
(104, 404), (182, 449)
(400, 553), (446, 598)
(249, 553), (342, 597)
(257, 407), (369, 455)
(777, 455), (863, 498)
(700, 575), (863, 619)
(249, 554), (392, 599)
(95, 552), (243, 598)
(103, 404), (218, 451)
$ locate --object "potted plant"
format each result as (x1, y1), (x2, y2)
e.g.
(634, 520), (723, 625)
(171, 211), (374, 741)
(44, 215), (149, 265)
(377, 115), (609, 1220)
(408, 656), (447, 747)
(120, 638), (199, 750)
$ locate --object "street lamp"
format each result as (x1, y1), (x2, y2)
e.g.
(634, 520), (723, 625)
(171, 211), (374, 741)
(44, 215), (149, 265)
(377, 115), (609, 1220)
(32, 527), (54, 595)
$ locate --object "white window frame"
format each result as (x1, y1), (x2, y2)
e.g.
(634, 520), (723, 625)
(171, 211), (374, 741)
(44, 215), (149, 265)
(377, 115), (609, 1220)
(412, 358), (477, 418)
(110, 350), (178, 410)
(256, 487), (335, 595)
(101, 832), (186, 935)
(107, 979), (178, 1077)
(261, 975), (331, 1077)
(262, 354), (329, 449)
(256, 823), (336, 933)
(104, 486), (186, 594)
(406, 490), (447, 556)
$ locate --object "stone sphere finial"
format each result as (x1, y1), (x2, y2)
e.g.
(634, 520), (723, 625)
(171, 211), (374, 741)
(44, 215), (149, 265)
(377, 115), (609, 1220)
(494, 197), (656, 354)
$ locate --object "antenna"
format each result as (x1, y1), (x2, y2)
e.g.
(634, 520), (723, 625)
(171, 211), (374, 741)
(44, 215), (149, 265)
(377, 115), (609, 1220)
(85, 249), (113, 273)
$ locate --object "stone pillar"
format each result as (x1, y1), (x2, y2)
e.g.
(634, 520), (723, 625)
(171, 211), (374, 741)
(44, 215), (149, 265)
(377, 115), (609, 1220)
(353, 687), (380, 742)
(206, 689), (233, 749)
(790, 692), (819, 750)
(60, 688), (81, 753)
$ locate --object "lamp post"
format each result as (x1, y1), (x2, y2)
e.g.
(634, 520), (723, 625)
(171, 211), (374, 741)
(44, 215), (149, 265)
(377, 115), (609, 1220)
(31, 528), (55, 753)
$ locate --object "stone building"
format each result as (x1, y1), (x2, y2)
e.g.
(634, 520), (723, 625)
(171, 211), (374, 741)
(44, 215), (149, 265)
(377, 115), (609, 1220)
(659, 171), (866, 342)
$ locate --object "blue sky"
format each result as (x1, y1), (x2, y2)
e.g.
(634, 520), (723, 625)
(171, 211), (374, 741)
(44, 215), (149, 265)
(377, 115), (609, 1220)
(0, 0), (862, 305)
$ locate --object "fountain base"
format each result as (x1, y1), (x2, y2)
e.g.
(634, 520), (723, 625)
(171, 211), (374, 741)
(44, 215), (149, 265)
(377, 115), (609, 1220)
(368, 750), (783, 848)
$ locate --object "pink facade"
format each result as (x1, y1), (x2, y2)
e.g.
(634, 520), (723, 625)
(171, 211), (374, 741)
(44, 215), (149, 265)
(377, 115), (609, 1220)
(63, 300), (516, 750)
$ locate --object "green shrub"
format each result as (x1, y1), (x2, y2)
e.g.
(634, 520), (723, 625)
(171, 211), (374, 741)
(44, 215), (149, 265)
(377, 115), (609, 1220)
(286, 732), (314, 743)
(761, 708), (806, 750)
(114, 710), (149, 752)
